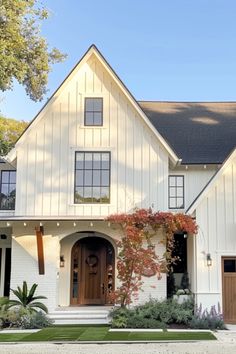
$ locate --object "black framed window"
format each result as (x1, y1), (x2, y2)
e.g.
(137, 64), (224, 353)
(169, 175), (184, 209)
(0, 170), (16, 210)
(74, 152), (110, 203)
(84, 98), (103, 126)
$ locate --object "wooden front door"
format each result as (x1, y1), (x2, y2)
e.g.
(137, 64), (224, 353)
(222, 257), (236, 323)
(71, 237), (114, 305)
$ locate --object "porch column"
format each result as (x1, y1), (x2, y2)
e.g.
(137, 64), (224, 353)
(35, 226), (45, 275)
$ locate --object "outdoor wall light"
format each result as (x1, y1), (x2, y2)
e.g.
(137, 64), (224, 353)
(206, 253), (212, 267)
(60, 256), (65, 267)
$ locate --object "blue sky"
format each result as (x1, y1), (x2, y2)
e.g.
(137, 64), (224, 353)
(1, 0), (236, 121)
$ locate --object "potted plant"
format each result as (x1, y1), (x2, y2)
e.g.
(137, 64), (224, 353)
(173, 272), (192, 304)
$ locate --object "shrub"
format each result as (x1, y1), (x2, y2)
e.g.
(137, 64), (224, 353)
(1, 307), (53, 329)
(19, 311), (53, 329)
(110, 298), (194, 328)
(189, 304), (226, 330)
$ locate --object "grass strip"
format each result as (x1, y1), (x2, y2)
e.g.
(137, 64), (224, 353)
(0, 327), (217, 342)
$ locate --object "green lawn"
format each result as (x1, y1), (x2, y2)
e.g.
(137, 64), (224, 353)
(0, 327), (217, 342)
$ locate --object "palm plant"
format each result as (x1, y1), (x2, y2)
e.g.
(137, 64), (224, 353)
(8, 281), (48, 313)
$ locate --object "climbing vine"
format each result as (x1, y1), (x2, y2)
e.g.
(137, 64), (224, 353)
(107, 208), (197, 307)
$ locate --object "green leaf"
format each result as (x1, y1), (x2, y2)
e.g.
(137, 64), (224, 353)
(29, 302), (48, 313)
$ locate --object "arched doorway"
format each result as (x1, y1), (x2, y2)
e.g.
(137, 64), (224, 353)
(70, 236), (115, 305)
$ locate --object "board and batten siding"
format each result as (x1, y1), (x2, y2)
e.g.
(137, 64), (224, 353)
(194, 154), (236, 310)
(15, 54), (169, 217)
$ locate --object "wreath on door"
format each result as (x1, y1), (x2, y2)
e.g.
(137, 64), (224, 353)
(86, 255), (98, 274)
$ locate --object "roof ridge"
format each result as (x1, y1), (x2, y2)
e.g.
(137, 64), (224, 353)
(138, 100), (236, 104)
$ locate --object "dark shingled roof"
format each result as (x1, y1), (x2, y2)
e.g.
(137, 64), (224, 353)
(139, 101), (236, 164)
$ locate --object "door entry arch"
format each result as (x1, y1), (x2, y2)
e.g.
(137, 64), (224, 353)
(70, 236), (114, 305)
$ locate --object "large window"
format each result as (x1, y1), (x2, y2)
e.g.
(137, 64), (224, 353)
(74, 152), (110, 203)
(84, 98), (103, 126)
(169, 175), (184, 209)
(0, 170), (16, 210)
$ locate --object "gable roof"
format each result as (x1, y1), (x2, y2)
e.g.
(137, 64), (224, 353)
(187, 148), (236, 215)
(12, 45), (179, 164)
(139, 101), (236, 164)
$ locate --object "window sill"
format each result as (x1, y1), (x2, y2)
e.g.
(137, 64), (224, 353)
(69, 203), (111, 206)
(0, 210), (15, 212)
(78, 125), (107, 129)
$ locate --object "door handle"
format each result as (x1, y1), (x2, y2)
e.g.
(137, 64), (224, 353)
(101, 283), (105, 294)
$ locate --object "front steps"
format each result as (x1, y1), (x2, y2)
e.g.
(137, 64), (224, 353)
(48, 306), (112, 325)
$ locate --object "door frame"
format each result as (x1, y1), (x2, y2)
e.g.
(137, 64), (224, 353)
(70, 236), (115, 305)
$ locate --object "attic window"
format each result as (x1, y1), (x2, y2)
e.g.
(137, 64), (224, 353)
(169, 175), (184, 209)
(84, 98), (103, 126)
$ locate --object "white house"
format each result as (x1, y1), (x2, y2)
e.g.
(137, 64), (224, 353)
(0, 45), (236, 323)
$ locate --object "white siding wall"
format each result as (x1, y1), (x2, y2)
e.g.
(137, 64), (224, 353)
(14, 54), (169, 218)
(194, 155), (236, 311)
(10, 235), (60, 311)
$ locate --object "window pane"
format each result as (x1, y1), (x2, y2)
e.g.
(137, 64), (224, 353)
(169, 176), (175, 187)
(1, 172), (9, 184)
(169, 187), (176, 197)
(75, 187), (84, 203)
(169, 198), (176, 208)
(75, 171), (84, 186)
(84, 187), (92, 202)
(101, 170), (109, 186)
(224, 259), (236, 272)
(84, 153), (93, 169)
(1, 184), (8, 196)
(101, 187), (109, 203)
(101, 153), (110, 169)
(93, 153), (101, 169)
(176, 198), (184, 208)
(85, 112), (94, 125)
(85, 98), (94, 111)
(9, 185), (15, 196)
(177, 187), (183, 197)
(9, 171), (16, 184)
(76, 153), (84, 169)
(92, 187), (100, 202)
(93, 112), (102, 125)
(84, 170), (92, 186)
(93, 170), (100, 186)
(177, 177), (184, 186)
(93, 98), (102, 111)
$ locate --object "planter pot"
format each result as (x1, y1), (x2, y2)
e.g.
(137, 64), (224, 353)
(173, 294), (192, 304)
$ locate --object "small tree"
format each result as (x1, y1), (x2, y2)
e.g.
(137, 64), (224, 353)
(107, 208), (197, 307)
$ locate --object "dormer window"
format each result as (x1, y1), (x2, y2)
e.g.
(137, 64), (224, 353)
(84, 98), (103, 126)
